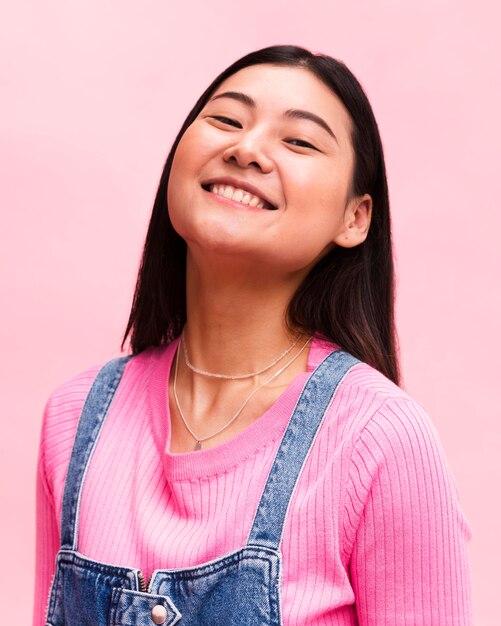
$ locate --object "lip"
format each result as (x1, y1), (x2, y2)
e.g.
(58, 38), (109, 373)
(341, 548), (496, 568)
(201, 176), (279, 210)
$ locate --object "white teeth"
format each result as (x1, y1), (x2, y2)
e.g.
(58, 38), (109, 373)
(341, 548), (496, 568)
(208, 184), (271, 209)
(232, 189), (244, 203)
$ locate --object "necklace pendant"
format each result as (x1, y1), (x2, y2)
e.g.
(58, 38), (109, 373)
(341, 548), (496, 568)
(194, 441), (203, 451)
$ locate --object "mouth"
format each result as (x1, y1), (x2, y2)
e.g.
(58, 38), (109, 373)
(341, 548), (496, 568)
(201, 180), (278, 211)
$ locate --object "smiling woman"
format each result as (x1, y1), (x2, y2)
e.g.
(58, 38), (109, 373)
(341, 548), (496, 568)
(168, 64), (372, 277)
(34, 46), (473, 625)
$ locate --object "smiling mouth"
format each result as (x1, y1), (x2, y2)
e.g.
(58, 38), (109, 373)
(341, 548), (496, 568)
(201, 183), (278, 210)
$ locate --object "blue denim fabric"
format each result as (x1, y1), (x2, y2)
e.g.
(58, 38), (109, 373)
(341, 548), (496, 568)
(46, 349), (359, 625)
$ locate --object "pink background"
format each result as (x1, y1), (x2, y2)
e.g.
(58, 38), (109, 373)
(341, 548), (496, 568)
(1, 1), (499, 623)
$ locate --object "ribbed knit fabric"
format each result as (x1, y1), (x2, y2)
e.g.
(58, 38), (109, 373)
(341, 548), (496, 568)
(33, 336), (473, 625)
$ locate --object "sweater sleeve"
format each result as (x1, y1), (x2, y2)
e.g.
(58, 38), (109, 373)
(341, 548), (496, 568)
(345, 398), (473, 626)
(33, 421), (60, 626)
(32, 368), (99, 626)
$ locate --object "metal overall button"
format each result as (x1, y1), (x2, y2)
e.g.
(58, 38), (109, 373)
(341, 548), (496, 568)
(109, 588), (181, 625)
(151, 604), (168, 624)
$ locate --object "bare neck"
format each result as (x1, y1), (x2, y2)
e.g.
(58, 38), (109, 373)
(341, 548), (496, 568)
(184, 254), (307, 375)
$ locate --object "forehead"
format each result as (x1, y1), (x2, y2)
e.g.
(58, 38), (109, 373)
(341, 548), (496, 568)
(210, 64), (353, 137)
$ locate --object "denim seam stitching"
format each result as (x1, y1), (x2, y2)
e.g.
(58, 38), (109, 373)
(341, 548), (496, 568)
(276, 549), (284, 626)
(57, 550), (137, 579)
(111, 588), (182, 625)
(244, 349), (339, 545)
(247, 350), (357, 549)
(243, 356), (319, 546)
(108, 588), (120, 626)
(69, 356), (131, 550)
(45, 565), (61, 626)
(156, 553), (276, 581)
(277, 362), (358, 549)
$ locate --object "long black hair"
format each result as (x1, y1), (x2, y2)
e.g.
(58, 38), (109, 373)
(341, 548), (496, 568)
(122, 45), (401, 385)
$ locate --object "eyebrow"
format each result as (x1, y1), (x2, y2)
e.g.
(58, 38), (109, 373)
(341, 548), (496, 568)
(209, 91), (338, 143)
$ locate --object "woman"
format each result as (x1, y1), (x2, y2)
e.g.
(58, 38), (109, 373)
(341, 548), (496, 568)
(34, 45), (473, 625)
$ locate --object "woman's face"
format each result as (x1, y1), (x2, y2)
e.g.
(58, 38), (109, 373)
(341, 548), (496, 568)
(168, 63), (371, 274)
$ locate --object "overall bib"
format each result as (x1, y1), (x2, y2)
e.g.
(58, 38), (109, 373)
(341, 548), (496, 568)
(45, 348), (359, 626)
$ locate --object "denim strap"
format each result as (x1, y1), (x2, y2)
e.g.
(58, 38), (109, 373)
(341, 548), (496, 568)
(247, 349), (360, 550)
(60, 356), (133, 550)
(60, 349), (360, 554)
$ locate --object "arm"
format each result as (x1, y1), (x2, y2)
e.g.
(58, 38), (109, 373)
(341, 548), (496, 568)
(32, 368), (98, 626)
(33, 418), (60, 626)
(346, 398), (473, 626)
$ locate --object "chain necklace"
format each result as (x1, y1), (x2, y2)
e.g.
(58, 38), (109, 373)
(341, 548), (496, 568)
(181, 329), (301, 380)
(173, 336), (312, 451)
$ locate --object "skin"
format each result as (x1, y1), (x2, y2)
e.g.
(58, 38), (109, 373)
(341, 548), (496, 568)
(166, 64), (372, 453)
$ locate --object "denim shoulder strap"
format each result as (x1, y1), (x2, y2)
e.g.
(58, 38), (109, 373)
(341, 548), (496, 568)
(247, 349), (360, 550)
(60, 355), (133, 551)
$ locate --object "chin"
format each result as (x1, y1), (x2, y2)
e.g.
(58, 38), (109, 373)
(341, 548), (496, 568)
(190, 234), (255, 257)
(173, 212), (248, 252)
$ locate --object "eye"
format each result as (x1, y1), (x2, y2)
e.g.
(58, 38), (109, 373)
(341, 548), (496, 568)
(209, 116), (242, 128)
(285, 138), (319, 151)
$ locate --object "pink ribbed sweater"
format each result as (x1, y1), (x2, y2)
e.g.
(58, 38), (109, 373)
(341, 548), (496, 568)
(34, 336), (473, 625)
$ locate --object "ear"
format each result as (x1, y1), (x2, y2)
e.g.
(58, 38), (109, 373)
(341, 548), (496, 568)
(333, 193), (373, 248)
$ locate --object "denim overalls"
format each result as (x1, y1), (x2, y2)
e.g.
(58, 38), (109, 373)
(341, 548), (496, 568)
(45, 348), (359, 626)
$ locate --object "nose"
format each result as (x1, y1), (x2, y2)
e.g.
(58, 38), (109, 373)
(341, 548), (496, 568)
(222, 131), (274, 173)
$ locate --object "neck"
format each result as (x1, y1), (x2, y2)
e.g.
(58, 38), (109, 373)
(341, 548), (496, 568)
(183, 252), (309, 375)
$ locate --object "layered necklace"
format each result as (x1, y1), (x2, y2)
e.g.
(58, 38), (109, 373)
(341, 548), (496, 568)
(181, 330), (301, 380)
(173, 332), (311, 451)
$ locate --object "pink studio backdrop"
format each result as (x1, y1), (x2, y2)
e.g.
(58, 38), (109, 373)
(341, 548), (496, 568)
(1, 1), (499, 623)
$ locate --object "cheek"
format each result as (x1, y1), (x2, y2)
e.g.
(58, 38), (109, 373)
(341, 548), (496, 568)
(178, 123), (221, 167)
(170, 134), (199, 182)
(167, 132), (204, 214)
(283, 163), (348, 222)
(167, 149), (193, 237)
(171, 132), (226, 220)
(167, 128), (223, 240)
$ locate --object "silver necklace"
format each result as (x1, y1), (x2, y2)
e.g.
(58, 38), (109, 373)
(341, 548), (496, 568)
(173, 336), (311, 451)
(181, 329), (301, 380)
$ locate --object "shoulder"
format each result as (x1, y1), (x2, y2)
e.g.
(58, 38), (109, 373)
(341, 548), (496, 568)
(330, 360), (472, 543)
(38, 346), (165, 505)
(340, 360), (439, 449)
(311, 337), (416, 420)
(38, 363), (101, 512)
(321, 355), (455, 486)
(41, 346), (166, 434)
(309, 339), (434, 454)
(342, 361), (448, 466)
(320, 355), (425, 443)
(335, 359), (468, 517)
